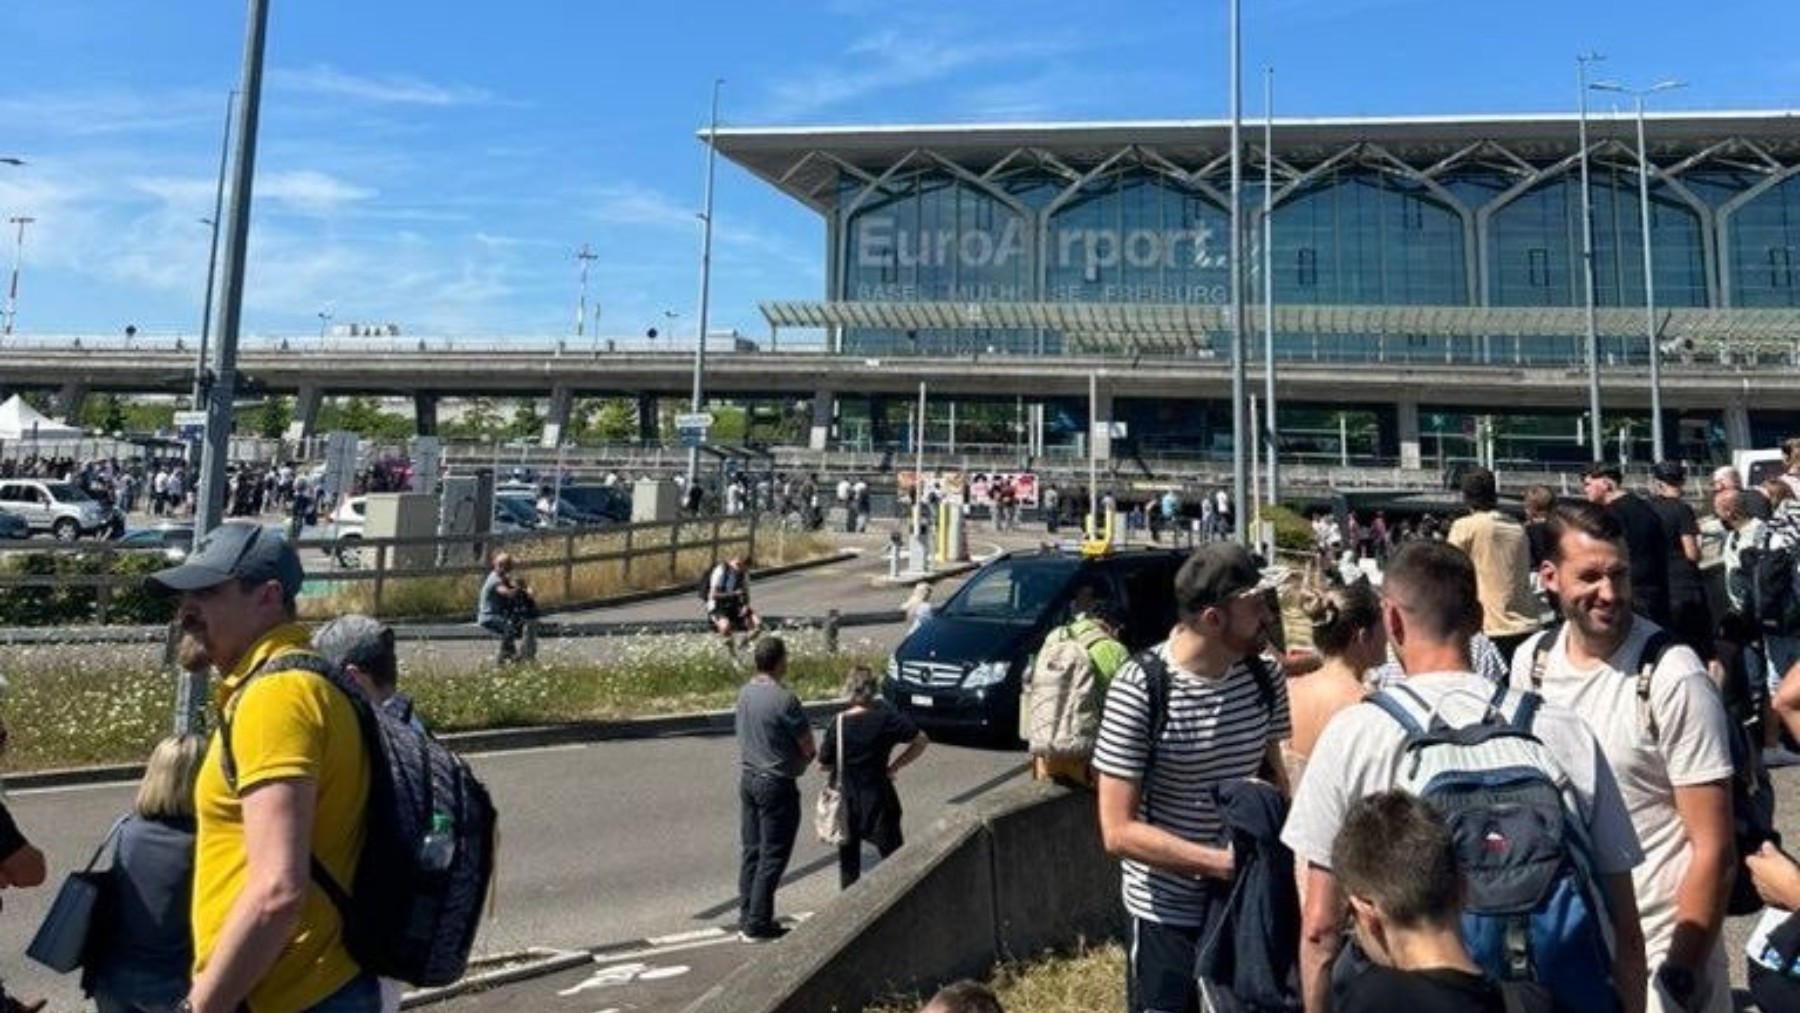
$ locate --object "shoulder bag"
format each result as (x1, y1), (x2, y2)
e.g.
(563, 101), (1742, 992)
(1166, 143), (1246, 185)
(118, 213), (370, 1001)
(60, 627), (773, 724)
(27, 815), (127, 973)
(814, 710), (850, 846)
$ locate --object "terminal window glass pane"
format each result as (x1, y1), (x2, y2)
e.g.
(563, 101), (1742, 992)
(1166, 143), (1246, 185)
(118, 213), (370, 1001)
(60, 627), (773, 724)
(1773, 248), (1793, 290)
(1732, 176), (1800, 307)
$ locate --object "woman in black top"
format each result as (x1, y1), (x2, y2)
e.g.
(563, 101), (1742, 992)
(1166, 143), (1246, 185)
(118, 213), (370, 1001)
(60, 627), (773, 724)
(86, 734), (203, 1013)
(818, 666), (929, 888)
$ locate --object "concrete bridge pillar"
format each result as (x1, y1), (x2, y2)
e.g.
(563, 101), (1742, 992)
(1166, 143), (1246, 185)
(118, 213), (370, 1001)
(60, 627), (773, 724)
(55, 383), (86, 422)
(637, 394), (660, 442)
(286, 386), (323, 441)
(809, 389), (835, 451)
(1725, 405), (1752, 452)
(1397, 399), (1422, 470)
(413, 394), (438, 437)
(542, 386), (574, 448)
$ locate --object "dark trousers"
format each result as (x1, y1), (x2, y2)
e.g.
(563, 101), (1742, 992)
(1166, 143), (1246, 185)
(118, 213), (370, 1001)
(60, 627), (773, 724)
(738, 771), (800, 934)
(837, 834), (900, 889)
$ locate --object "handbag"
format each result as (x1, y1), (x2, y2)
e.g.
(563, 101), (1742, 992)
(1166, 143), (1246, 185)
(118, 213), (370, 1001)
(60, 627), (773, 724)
(814, 711), (849, 846)
(26, 815), (126, 974)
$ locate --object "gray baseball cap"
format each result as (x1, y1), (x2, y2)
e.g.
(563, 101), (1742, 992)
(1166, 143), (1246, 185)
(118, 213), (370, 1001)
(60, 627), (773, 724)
(147, 522), (304, 596)
(312, 614), (394, 672)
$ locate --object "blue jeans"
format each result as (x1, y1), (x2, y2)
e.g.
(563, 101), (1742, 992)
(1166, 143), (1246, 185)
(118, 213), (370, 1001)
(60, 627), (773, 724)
(738, 771), (800, 934)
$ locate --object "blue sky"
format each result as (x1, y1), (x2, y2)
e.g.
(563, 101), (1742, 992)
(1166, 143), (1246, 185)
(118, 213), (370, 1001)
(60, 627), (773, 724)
(1, 0), (1796, 342)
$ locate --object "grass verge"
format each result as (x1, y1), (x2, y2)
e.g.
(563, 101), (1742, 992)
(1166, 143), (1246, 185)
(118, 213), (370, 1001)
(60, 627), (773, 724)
(865, 940), (1124, 1013)
(0, 630), (880, 773)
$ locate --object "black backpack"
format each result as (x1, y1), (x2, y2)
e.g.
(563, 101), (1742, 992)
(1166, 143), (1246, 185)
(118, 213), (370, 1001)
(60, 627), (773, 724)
(1529, 624), (1776, 916)
(1745, 541), (1800, 635)
(220, 652), (498, 986)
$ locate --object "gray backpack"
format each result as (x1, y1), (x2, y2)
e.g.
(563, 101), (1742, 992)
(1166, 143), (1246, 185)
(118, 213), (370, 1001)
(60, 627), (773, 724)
(1025, 623), (1112, 759)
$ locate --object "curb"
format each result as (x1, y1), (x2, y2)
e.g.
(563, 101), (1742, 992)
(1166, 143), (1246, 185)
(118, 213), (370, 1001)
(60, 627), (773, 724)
(401, 948), (594, 1009)
(5, 699), (850, 792)
(0, 549), (862, 646)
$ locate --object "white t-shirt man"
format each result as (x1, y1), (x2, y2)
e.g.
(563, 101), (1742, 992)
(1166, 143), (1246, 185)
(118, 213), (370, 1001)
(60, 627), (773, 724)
(1283, 670), (1642, 884)
(1510, 621), (1735, 1013)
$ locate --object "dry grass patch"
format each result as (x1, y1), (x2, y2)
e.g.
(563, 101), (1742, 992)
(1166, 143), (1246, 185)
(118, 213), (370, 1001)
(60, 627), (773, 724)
(865, 940), (1125, 1013)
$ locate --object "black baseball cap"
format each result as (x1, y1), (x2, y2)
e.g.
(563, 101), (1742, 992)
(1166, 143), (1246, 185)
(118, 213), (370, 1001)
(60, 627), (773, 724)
(1651, 460), (1687, 486)
(147, 521), (304, 596)
(1175, 543), (1288, 611)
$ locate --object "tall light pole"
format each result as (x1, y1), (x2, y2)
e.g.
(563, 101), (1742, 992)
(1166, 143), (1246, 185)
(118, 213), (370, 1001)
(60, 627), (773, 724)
(1576, 54), (1604, 462)
(1228, 0), (1248, 542)
(575, 242), (597, 344)
(195, 91), (236, 410)
(317, 309), (333, 340)
(1592, 77), (1686, 463)
(4, 215), (35, 337)
(195, 0), (271, 535)
(687, 77), (723, 489)
(1262, 64), (1278, 509)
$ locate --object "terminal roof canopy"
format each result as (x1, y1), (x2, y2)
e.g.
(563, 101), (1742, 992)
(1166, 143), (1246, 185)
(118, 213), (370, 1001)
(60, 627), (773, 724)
(711, 111), (1800, 212)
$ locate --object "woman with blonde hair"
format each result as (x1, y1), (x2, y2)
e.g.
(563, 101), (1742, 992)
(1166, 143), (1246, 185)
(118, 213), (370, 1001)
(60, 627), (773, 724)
(818, 665), (929, 888)
(85, 734), (204, 1013)
(902, 581), (934, 633)
(1281, 578), (1385, 792)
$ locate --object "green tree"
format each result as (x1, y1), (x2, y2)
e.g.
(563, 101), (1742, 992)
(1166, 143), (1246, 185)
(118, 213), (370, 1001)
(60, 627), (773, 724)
(593, 399), (638, 441)
(442, 397), (503, 441)
(252, 396), (292, 439)
(320, 396), (411, 439)
(504, 399), (545, 442)
(80, 393), (128, 434)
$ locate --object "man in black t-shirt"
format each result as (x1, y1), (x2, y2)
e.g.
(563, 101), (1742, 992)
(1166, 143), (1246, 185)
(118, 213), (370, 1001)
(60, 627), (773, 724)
(1333, 791), (1559, 1013)
(1646, 462), (1713, 661)
(1583, 463), (1672, 627)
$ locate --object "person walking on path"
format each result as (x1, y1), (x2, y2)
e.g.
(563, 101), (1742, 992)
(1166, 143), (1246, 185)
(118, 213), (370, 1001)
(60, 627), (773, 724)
(735, 637), (816, 941)
(86, 735), (205, 1013)
(147, 521), (378, 1013)
(817, 665), (929, 888)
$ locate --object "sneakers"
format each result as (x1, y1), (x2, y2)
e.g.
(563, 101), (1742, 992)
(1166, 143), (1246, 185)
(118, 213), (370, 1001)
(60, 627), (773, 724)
(738, 924), (790, 943)
(1763, 744), (1800, 769)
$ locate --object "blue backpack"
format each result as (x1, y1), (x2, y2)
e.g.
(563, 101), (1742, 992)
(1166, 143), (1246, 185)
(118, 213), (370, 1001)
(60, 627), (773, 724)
(1368, 682), (1618, 1013)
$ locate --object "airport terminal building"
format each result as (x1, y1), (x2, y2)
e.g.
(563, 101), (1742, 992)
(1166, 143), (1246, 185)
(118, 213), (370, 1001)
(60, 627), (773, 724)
(716, 112), (1800, 464)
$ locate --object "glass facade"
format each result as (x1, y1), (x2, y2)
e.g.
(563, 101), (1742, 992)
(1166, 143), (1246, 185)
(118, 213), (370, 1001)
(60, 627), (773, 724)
(821, 132), (1800, 361)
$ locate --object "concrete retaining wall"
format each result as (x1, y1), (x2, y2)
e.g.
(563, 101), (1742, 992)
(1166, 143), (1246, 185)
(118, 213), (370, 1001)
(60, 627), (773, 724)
(681, 779), (1121, 1013)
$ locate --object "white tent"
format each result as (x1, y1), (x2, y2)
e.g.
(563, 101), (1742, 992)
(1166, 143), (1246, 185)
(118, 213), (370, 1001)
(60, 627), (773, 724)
(0, 394), (83, 441)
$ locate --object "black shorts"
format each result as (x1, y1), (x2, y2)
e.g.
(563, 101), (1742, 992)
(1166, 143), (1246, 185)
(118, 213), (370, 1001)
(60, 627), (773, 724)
(712, 606), (752, 632)
(1128, 916), (1202, 1013)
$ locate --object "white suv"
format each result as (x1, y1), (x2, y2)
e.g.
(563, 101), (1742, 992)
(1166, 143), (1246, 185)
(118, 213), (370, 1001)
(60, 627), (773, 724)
(0, 479), (110, 540)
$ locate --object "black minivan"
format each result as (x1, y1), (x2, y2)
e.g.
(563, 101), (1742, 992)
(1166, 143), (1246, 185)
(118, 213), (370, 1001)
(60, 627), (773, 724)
(883, 545), (1189, 742)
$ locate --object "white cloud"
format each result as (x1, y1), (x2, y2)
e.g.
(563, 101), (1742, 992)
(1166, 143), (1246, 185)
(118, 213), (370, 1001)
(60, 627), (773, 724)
(275, 65), (497, 107)
(255, 171), (377, 215)
(762, 28), (1081, 120)
(586, 183), (696, 230)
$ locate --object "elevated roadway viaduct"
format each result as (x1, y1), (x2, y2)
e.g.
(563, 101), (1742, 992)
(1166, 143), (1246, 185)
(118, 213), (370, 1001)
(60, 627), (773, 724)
(5, 339), (1795, 465)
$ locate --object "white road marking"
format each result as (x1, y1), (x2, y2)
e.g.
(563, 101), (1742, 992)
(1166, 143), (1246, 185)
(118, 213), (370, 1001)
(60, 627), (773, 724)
(557, 961), (690, 995)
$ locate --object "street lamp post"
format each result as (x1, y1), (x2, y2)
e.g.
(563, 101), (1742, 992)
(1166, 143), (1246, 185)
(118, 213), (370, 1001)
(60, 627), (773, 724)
(1227, 0), (1249, 543)
(687, 78), (723, 490)
(4, 215), (36, 337)
(317, 309), (332, 340)
(1262, 64), (1278, 509)
(1592, 77), (1686, 463)
(575, 242), (597, 347)
(195, 0), (271, 535)
(195, 91), (236, 410)
(1575, 53), (1604, 462)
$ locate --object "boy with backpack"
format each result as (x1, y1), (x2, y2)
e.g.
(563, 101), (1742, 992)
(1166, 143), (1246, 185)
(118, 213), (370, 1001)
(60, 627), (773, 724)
(1283, 540), (1646, 1013)
(1513, 502), (1737, 1013)
(1024, 598), (1129, 785)
(1332, 791), (1559, 1013)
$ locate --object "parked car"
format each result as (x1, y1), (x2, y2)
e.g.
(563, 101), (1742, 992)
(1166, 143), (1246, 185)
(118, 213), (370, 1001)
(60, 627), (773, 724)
(883, 545), (1188, 743)
(558, 484), (632, 524)
(0, 479), (112, 541)
(112, 523), (196, 561)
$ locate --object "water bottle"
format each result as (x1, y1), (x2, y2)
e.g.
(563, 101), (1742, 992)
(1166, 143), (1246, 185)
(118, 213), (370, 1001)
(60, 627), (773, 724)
(418, 812), (455, 872)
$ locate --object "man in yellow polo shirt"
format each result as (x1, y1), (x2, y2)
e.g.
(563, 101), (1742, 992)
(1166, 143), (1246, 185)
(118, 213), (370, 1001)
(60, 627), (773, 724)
(149, 522), (375, 1013)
